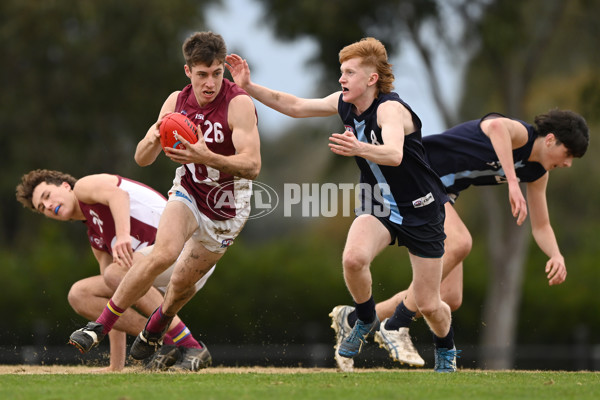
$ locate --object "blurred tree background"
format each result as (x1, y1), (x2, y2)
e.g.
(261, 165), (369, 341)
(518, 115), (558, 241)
(1, 0), (599, 370)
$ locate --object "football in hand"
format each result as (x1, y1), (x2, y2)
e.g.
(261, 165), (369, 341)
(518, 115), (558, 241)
(159, 113), (198, 150)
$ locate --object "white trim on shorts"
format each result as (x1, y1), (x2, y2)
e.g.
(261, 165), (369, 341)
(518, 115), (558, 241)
(167, 180), (250, 254)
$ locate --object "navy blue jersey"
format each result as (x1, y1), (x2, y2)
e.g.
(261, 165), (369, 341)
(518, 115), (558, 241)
(338, 92), (448, 226)
(423, 113), (547, 197)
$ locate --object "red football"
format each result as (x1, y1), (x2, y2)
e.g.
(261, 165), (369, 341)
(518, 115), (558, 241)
(159, 112), (198, 150)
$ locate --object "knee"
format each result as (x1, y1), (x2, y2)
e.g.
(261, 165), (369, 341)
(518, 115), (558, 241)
(443, 292), (463, 312)
(67, 281), (85, 315)
(453, 232), (472, 261)
(143, 247), (179, 276)
(416, 302), (437, 318)
(168, 272), (196, 295)
(342, 249), (370, 274)
(440, 281), (463, 311)
(103, 265), (123, 291)
(415, 296), (446, 318)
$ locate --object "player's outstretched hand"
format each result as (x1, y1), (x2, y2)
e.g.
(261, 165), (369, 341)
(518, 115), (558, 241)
(225, 54), (251, 89)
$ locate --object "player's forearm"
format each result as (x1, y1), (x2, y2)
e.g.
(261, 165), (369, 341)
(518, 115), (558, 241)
(204, 152), (261, 180)
(108, 192), (131, 239)
(244, 82), (306, 118)
(135, 131), (162, 166)
(359, 144), (403, 166)
(532, 224), (562, 259)
(108, 330), (126, 371)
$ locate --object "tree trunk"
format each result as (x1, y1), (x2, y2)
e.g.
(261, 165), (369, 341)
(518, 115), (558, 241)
(478, 186), (531, 369)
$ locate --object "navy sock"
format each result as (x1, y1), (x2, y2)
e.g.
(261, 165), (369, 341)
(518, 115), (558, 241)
(347, 310), (358, 328)
(384, 301), (416, 330)
(354, 296), (376, 324)
(433, 325), (455, 349)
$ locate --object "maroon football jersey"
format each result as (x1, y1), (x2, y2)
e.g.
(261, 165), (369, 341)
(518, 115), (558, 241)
(173, 79), (254, 220)
(80, 176), (166, 255)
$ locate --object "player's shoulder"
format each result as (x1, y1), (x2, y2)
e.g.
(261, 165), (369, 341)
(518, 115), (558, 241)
(481, 114), (527, 133)
(73, 174), (119, 201)
(227, 88), (257, 118)
(75, 174), (119, 190)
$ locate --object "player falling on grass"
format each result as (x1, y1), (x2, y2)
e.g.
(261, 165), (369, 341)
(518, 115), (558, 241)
(68, 31), (261, 364)
(227, 37), (459, 372)
(16, 169), (213, 371)
(330, 109), (589, 371)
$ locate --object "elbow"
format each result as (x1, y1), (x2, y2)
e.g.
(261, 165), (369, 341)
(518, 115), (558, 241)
(134, 151), (157, 167)
(134, 154), (144, 166)
(283, 105), (302, 118)
(241, 159), (261, 180)
(387, 151), (403, 166)
(135, 157), (150, 167)
(247, 160), (261, 180)
(389, 158), (402, 167)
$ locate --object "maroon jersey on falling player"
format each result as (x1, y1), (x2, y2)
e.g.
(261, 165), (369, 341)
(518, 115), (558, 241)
(79, 176), (166, 255)
(173, 78), (254, 220)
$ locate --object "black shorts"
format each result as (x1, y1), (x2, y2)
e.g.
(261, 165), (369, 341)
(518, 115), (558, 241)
(375, 205), (446, 258)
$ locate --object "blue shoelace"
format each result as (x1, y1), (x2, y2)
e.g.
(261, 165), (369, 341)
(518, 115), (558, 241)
(437, 348), (462, 369)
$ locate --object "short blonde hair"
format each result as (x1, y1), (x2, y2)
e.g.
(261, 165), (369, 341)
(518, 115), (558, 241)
(339, 37), (394, 94)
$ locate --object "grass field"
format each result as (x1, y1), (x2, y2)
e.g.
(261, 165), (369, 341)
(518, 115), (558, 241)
(1, 366), (599, 400)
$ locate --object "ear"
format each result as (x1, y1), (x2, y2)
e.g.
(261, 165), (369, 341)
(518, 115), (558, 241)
(368, 73), (379, 87)
(545, 133), (556, 146)
(184, 64), (192, 78)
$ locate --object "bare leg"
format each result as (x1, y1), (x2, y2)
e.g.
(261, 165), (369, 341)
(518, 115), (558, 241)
(68, 276), (146, 371)
(103, 254), (187, 330)
(110, 201), (198, 312)
(341, 214), (390, 304)
(68, 276), (148, 335)
(376, 203), (471, 317)
(336, 214), (391, 359)
(161, 241), (223, 317)
(409, 253), (451, 338)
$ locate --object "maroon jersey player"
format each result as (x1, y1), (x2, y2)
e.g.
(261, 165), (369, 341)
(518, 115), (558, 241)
(68, 31), (261, 365)
(16, 170), (213, 371)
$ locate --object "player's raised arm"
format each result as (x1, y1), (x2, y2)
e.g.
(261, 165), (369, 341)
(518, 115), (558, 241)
(135, 91), (179, 166)
(74, 174), (133, 267)
(226, 53), (339, 118)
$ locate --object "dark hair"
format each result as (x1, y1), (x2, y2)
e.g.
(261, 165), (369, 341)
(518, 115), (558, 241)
(16, 169), (77, 211)
(182, 31), (227, 69)
(534, 109), (589, 157)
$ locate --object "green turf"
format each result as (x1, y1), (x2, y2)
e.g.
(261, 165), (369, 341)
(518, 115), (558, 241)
(1, 370), (599, 400)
